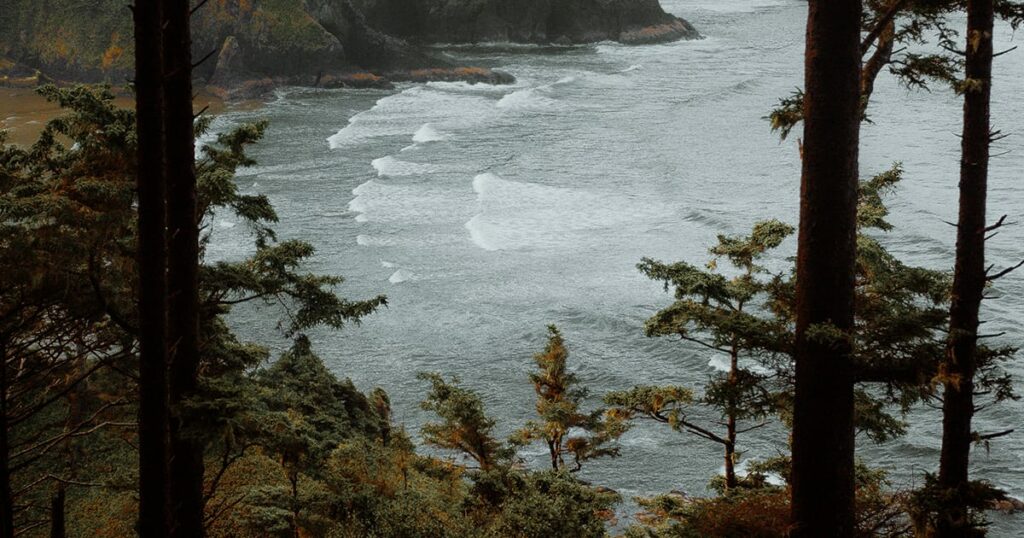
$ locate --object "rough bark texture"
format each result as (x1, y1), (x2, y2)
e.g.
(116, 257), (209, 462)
(789, 0), (862, 536)
(0, 344), (13, 538)
(723, 349), (738, 491)
(134, 0), (170, 535)
(937, 0), (993, 534)
(163, 1), (205, 536)
(49, 486), (65, 538)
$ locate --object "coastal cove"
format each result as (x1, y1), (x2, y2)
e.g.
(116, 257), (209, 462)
(193, 0), (1024, 534)
(4, 0), (1023, 534)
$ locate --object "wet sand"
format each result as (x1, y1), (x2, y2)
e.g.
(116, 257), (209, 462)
(1, 86), (255, 146)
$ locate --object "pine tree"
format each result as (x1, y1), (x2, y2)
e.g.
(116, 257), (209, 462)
(133, 0), (170, 534)
(608, 221), (791, 492)
(512, 326), (626, 472)
(157, 0), (206, 533)
(418, 373), (510, 471)
(935, 0), (1009, 534)
(789, 1), (863, 535)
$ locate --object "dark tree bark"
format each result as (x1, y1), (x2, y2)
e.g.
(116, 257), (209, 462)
(133, 0), (170, 533)
(162, 1), (204, 536)
(723, 347), (738, 492)
(790, 0), (862, 536)
(937, 0), (994, 534)
(1, 341), (13, 538)
(49, 486), (65, 538)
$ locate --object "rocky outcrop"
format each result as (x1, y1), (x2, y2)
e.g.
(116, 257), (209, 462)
(0, 0), (697, 98)
(351, 0), (699, 44)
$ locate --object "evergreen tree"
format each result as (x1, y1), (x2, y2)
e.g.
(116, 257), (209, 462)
(608, 221), (791, 492)
(161, 0), (205, 532)
(931, 0), (1023, 534)
(789, 1), (863, 535)
(132, 0), (170, 533)
(418, 373), (510, 471)
(512, 326), (626, 472)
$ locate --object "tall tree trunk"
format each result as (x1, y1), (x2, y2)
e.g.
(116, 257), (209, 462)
(162, 1), (204, 536)
(1, 342), (14, 538)
(134, 0), (170, 534)
(937, 0), (993, 534)
(49, 486), (65, 538)
(790, 0), (862, 536)
(724, 347), (738, 492)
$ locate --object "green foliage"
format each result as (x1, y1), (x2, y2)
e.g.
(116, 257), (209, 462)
(908, 473), (1006, 536)
(418, 372), (512, 470)
(625, 459), (910, 538)
(0, 84), (390, 535)
(469, 469), (619, 538)
(766, 89), (803, 141)
(618, 220), (792, 489)
(624, 489), (790, 538)
(512, 326), (627, 471)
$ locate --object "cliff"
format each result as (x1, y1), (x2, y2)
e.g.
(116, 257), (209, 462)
(0, 0), (698, 97)
(351, 0), (699, 45)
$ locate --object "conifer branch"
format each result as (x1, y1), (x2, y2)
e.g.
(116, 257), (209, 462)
(190, 0), (210, 16)
(992, 45), (1018, 58)
(986, 259), (1024, 281)
(861, 0), (912, 55)
(985, 214), (1008, 231)
(976, 429), (1013, 441)
(193, 48), (218, 70)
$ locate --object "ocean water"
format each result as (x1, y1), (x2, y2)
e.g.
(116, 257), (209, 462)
(206, 0), (1024, 531)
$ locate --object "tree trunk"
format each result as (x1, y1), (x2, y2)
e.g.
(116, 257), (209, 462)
(134, 0), (170, 534)
(790, 1), (862, 536)
(724, 348), (738, 492)
(162, 0), (204, 536)
(937, 0), (993, 534)
(1, 342), (14, 538)
(49, 486), (65, 538)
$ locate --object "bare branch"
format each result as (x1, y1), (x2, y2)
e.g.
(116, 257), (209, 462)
(976, 429), (1014, 441)
(985, 215), (1008, 232)
(987, 259), (1024, 282)
(993, 46), (1018, 58)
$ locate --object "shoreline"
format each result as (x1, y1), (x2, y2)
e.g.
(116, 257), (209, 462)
(0, 86), (263, 147)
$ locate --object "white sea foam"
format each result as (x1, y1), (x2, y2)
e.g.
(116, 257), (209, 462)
(496, 88), (556, 111)
(466, 172), (665, 251)
(327, 86), (494, 149)
(371, 155), (435, 177)
(465, 214), (500, 251)
(708, 355), (731, 373)
(388, 269), (415, 284)
(718, 459), (785, 486)
(380, 260), (398, 268)
(708, 355), (771, 375)
(412, 123), (445, 143)
(426, 80), (513, 93)
(348, 177), (459, 227)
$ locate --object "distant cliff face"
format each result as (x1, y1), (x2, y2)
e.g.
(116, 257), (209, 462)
(0, 0), (698, 93)
(351, 0), (699, 44)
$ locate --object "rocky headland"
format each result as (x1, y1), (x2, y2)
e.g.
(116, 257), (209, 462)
(0, 0), (698, 99)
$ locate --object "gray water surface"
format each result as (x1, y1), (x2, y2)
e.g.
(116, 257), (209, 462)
(207, 0), (1024, 532)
